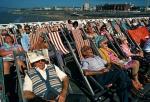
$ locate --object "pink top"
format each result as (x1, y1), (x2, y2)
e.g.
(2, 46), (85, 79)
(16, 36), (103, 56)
(120, 44), (133, 57)
(106, 49), (119, 62)
(106, 48), (134, 69)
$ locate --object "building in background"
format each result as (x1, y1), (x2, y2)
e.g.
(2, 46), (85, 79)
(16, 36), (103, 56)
(83, 0), (90, 11)
(96, 4), (131, 11)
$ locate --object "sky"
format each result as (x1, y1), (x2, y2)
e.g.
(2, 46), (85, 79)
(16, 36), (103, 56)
(0, 0), (147, 8)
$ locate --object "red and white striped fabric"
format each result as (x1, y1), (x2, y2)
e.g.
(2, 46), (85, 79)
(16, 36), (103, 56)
(48, 31), (69, 55)
(71, 27), (90, 60)
(29, 28), (43, 50)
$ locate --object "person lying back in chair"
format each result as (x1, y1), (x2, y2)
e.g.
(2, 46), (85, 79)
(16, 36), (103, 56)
(81, 46), (132, 102)
(98, 35), (143, 90)
(0, 34), (26, 101)
(23, 52), (69, 102)
(117, 36), (144, 58)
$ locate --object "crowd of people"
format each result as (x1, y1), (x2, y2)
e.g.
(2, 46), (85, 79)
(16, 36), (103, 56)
(0, 17), (150, 102)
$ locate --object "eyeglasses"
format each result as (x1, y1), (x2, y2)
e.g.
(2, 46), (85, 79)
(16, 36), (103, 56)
(25, 28), (30, 31)
(102, 41), (108, 45)
(35, 59), (45, 63)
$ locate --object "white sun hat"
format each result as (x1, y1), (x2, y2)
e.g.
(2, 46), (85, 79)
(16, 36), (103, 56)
(27, 52), (45, 63)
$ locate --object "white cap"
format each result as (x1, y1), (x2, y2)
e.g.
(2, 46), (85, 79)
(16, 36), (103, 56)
(27, 52), (45, 63)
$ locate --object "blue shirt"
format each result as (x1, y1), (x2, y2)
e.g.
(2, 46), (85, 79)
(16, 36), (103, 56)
(21, 33), (30, 52)
(81, 56), (107, 71)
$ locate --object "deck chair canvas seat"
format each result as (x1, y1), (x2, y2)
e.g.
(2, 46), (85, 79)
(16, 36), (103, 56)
(48, 31), (69, 55)
(71, 27), (90, 60)
(127, 27), (150, 45)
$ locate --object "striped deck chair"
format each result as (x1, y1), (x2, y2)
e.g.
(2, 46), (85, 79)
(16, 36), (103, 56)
(46, 25), (70, 55)
(29, 27), (45, 50)
(103, 22), (123, 57)
(71, 27), (90, 60)
(126, 19), (133, 28)
(120, 20), (131, 31)
(111, 20), (125, 38)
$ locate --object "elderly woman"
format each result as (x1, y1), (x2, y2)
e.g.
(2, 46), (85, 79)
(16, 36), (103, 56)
(0, 34), (26, 74)
(117, 37), (143, 58)
(86, 22), (97, 39)
(98, 35), (143, 90)
(0, 34), (26, 101)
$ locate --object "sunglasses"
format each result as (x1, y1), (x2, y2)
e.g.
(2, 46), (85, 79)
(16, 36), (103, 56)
(102, 41), (108, 44)
(35, 59), (45, 63)
(25, 28), (30, 31)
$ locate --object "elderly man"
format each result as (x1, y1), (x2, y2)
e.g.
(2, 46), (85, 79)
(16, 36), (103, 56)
(23, 52), (69, 102)
(81, 45), (131, 102)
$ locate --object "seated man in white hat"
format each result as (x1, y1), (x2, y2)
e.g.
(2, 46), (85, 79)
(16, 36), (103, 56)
(23, 52), (69, 102)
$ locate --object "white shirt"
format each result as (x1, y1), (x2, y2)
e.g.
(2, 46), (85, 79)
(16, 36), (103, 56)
(23, 64), (67, 91)
(81, 56), (107, 71)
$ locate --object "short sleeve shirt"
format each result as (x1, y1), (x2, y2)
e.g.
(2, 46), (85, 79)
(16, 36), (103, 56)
(81, 56), (107, 71)
(0, 43), (22, 61)
(23, 64), (67, 91)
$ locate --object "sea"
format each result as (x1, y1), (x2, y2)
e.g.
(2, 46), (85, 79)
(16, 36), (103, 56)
(0, 8), (150, 24)
(0, 8), (51, 24)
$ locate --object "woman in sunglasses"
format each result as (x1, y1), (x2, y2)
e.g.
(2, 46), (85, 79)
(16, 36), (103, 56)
(98, 35), (143, 90)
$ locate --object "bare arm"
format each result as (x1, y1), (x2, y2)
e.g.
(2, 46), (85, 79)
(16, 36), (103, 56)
(23, 91), (36, 100)
(83, 68), (109, 76)
(23, 91), (48, 102)
(0, 49), (13, 57)
(58, 76), (69, 102)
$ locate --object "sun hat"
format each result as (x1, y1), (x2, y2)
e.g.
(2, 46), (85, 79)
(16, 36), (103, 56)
(95, 35), (107, 47)
(27, 52), (45, 63)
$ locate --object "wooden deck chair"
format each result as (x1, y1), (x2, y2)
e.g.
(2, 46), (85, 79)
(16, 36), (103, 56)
(37, 25), (74, 74)
(81, 22), (105, 57)
(29, 27), (43, 50)
(119, 20), (131, 31)
(45, 25), (70, 55)
(104, 22), (122, 57)
(60, 29), (111, 102)
(119, 20), (139, 49)
(61, 23), (76, 48)
(13, 52), (27, 102)
(107, 21), (128, 58)
(111, 20), (124, 36)
(126, 19), (133, 28)
(71, 26), (90, 60)
(0, 57), (9, 102)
